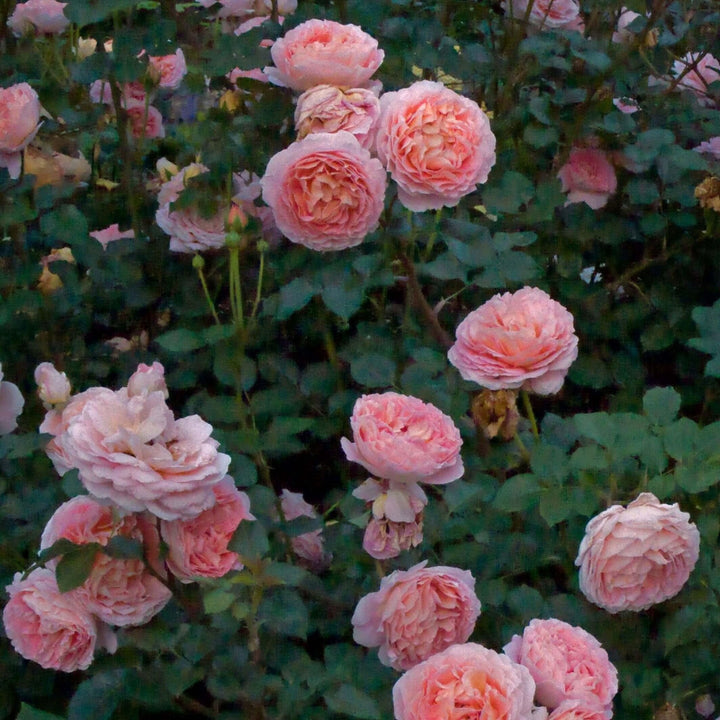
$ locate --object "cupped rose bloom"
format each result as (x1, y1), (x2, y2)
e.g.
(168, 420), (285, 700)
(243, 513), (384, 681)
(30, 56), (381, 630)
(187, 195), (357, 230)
(612, 8), (641, 43)
(363, 515), (423, 560)
(125, 100), (165, 140)
(127, 361), (169, 399)
(34, 362), (71, 408)
(341, 392), (464, 485)
(672, 52), (720, 106)
(0, 83), (41, 179)
(161, 476), (254, 582)
(264, 19), (384, 91)
(89, 223), (135, 250)
(503, 0), (581, 30)
(352, 561), (481, 671)
(3, 568), (98, 672)
(375, 80), (496, 211)
(548, 700), (613, 720)
(261, 131), (386, 251)
(148, 48), (187, 89)
(557, 147), (617, 209)
(503, 618), (618, 711)
(0, 364), (24, 435)
(294, 85), (380, 150)
(7, 0), (69, 35)
(393, 642), (536, 720)
(449, 287), (579, 395)
(575, 492), (700, 613)
(279, 489), (331, 571)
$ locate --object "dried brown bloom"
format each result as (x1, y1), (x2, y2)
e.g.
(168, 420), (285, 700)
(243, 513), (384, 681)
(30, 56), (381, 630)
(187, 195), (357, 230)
(695, 176), (720, 212)
(471, 389), (519, 440)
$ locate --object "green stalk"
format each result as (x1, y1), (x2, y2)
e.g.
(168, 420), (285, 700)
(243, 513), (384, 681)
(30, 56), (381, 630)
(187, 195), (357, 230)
(193, 254), (220, 325)
(521, 389), (539, 440)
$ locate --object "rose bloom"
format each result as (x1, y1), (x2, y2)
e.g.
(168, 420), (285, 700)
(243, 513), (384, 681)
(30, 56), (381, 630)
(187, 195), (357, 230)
(3, 568), (98, 672)
(7, 0), (69, 35)
(612, 97), (639, 114)
(503, 618), (618, 711)
(295, 84), (380, 150)
(89, 223), (135, 250)
(352, 561), (481, 671)
(0, 82), (41, 179)
(393, 642), (536, 720)
(35, 362), (71, 408)
(264, 19), (384, 91)
(148, 48), (187, 89)
(279, 489), (331, 571)
(575, 492), (700, 613)
(673, 52), (720, 106)
(548, 700), (612, 720)
(127, 361), (169, 398)
(0, 363), (24, 435)
(341, 392), (464, 485)
(161, 476), (254, 582)
(503, 0), (581, 30)
(261, 131), (386, 251)
(557, 147), (617, 209)
(694, 136), (720, 158)
(363, 515), (423, 560)
(375, 80), (496, 211)
(125, 100), (165, 140)
(612, 8), (641, 43)
(448, 287), (579, 395)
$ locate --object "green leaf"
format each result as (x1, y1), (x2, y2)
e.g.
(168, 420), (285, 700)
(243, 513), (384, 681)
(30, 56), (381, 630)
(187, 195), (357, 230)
(483, 171), (535, 213)
(538, 487), (576, 526)
(104, 535), (144, 561)
(443, 479), (482, 513)
(259, 588), (308, 639)
(17, 704), (65, 720)
(229, 519), (268, 560)
(155, 328), (206, 352)
(350, 353), (395, 388)
(662, 417), (699, 460)
(276, 278), (316, 320)
(569, 445), (608, 471)
(321, 277), (365, 320)
(493, 474), (541, 512)
(530, 443), (569, 482)
(324, 684), (381, 720)
(68, 672), (124, 720)
(203, 588), (236, 614)
(643, 387), (681, 426)
(55, 544), (100, 593)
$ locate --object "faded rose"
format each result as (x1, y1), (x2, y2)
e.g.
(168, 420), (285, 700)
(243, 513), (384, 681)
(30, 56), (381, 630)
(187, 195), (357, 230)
(260, 131), (386, 251)
(264, 19), (384, 91)
(393, 642), (536, 720)
(352, 561), (481, 670)
(557, 147), (617, 209)
(548, 701), (613, 720)
(7, 0), (69, 35)
(0, 82), (41, 179)
(503, 0), (581, 30)
(375, 80), (496, 211)
(362, 515), (423, 560)
(89, 223), (135, 250)
(148, 48), (187, 89)
(0, 364), (24, 434)
(503, 618), (618, 711)
(575, 492), (700, 613)
(279, 489), (331, 571)
(34, 362), (71, 408)
(341, 392), (463, 485)
(673, 52), (720, 106)
(448, 287), (578, 395)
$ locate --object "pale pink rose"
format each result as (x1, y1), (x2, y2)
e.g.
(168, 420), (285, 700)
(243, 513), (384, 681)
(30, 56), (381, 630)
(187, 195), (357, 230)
(0, 83), (41, 179)
(34, 362), (72, 408)
(503, 618), (618, 711)
(547, 700), (612, 720)
(557, 147), (617, 209)
(148, 48), (187, 89)
(89, 79), (114, 105)
(341, 392), (464, 485)
(363, 515), (423, 560)
(89, 80), (146, 107)
(40, 495), (115, 551)
(0, 363), (24, 434)
(125, 100), (165, 140)
(161, 476), (254, 582)
(575, 492), (700, 613)
(89, 223), (135, 250)
(232, 169), (280, 243)
(673, 52), (720, 105)
(264, 19), (384, 91)
(352, 561), (481, 671)
(214, 0), (255, 18)
(7, 0), (69, 35)
(696, 694), (715, 718)
(353, 478), (428, 523)
(228, 66), (269, 84)
(295, 84), (380, 150)
(694, 136), (720, 158)
(375, 80), (496, 211)
(3, 568), (97, 672)
(127, 361), (169, 399)
(393, 642), (536, 720)
(261, 131), (386, 251)
(612, 97), (639, 114)
(256, 0), (296, 15)
(448, 287), (579, 395)
(503, 0), (581, 30)
(612, 8), (641, 43)
(279, 489), (331, 571)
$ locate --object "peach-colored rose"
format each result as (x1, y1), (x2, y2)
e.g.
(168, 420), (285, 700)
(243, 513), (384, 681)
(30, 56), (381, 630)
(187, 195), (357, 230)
(264, 19), (384, 91)
(0, 363), (24, 435)
(294, 84), (380, 150)
(89, 223), (135, 250)
(352, 561), (481, 670)
(341, 392), (464, 485)
(503, 618), (618, 711)
(34, 362), (71, 408)
(612, 8), (641, 43)
(161, 476), (254, 582)
(449, 287), (578, 395)
(547, 700), (612, 720)
(503, 0), (581, 30)
(279, 489), (331, 571)
(148, 48), (187, 89)
(3, 568), (98, 672)
(557, 147), (617, 209)
(375, 80), (496, 211)
(575, 492), (700, 613)
(393, 642), (536, 720)
(127, 361), (169, 398)
(0, 83), (41, 179)
(673, 52), (720, 106)
(7, 0), (69, 35)
(261, 131), (386, 251)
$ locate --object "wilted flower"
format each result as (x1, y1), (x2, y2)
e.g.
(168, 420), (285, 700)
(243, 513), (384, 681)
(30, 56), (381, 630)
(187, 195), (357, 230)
(471, 389), (520, 440)
(695, 176), (720, 212)
(279, 489), (331, 571)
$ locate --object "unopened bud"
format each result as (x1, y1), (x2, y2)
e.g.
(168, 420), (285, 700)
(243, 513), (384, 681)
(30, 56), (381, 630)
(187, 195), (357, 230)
(192, 254), (205, 270)
(227, 203), (249, 232)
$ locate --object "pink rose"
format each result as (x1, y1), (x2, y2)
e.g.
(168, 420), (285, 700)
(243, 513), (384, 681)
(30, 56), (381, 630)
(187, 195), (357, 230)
(0, 363), (24, 434)
(375, 80), (496, 211)
(7, 0), (69, 35)
(232, 169), (280, 243)
(393, 642), (536, 720)
(127, 361), (169, 398)
(503, 618), (618, 711)
(612, 97), (639, 114)
(294, 84), (380, 150)
(353, 478), (428, 522)
(448, 287), (579, 395)
(575, 492), (700, 613)
(341, 392), (464, 485)
(694, 136), (720, 158)
(264, 19), (384, 91)
(34, 362), (72, 408)
(548, 701), (612, 720)
(148, 48), (187, 89)
(279, 489), (331, 571)
(352, 561), (481, 670)
(0, 82), (41, 179)
(503, 0), (581, 30)
(557, 147), (617, 209)
(612, 8), (641, 43)
(260, 131), (386, 251)
(3, 568), (98, 672)
(125, 100), (165, 140)
(673, 52), (720, 106)
(362, 515), (423, 560)
(89, 223), (135, 250)
(161, 476), (254, 582)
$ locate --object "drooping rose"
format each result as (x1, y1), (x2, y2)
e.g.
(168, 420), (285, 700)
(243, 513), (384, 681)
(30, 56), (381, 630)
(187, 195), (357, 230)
(0, 363), (24, 435)
(260, 131), (386, 251)
(393, 642), (536, 720)
(232, 169), (280, 243)
(672, 52), (720, 106)
(375, 80), (496, 211)
(557, 147), (617, 209)
(161, 476), (254, 582)
(264, 19), (384, 91)
(0, 82), (41, 179)
(352, 561), (481, 670)
(363, 515), (424, 560)
(7, 0), (69, 36)
(341, 392), (464, 485)
(575, 492), (700, 613)
(148, 48), (187, 89)
(448, 287), (578, 395)
(503, 618), (618, 711)
(89, 223), (135, 250)
(503, 0), (581, 30)
(279, 489), (331, 571)
(34, 362), (72, 408)
(547, 700), (613, 720)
